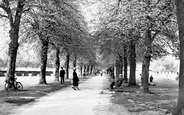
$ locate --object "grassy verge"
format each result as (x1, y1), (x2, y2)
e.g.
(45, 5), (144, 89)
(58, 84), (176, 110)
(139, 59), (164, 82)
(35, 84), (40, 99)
(111, 82), (178, 115)
(0, 81), (71, 115)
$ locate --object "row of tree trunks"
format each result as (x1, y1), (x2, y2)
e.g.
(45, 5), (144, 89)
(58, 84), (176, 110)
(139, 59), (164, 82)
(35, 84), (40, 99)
(80, 64), (94, 76)
(115, 42), (136, 85)
(115, 59), (122, 78)
(39, 36), (49, 84)
(54, 48), (60, 81)
(115, 45), (128, 82)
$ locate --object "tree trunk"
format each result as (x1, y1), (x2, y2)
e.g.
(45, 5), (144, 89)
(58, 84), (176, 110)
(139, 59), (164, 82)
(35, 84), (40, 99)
(73, 54), (77, 68)
(5, 0), (25, 86)
(83, 65), (86, 76)
(80, 64), (83, 76)
(116, 59), (121, 78)
(90, 65), (93, 75)
(112, 65), (115, 80)
(119, 55), (123, 75)
(172, 1), (184, 114)
(54, 48), (60, 81)
(128, 41), (137, 86)
(141, 29), (153, 93)
(6, 36), (19, 82)
(66, 52), (70, 79)
(87, 65), (90, 75)
(39, 37), (48, 84)
(123, 45), (128, 82)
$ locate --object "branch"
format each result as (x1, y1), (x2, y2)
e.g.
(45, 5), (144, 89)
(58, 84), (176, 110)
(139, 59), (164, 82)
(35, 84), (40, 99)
(22, 7), (30, 13)
(116, 0), (121, 14)
(152, 30), (160, 39)
(156, 0), (161, 5)
(0, 4), (6, 11)
(0, 14), (8, 18)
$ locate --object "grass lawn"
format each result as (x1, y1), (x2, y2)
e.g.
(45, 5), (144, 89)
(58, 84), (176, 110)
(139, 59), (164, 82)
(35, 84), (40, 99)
(111, 78), (178, 115)
(0, 81), (72, 115)
(0, 74), (91, 115)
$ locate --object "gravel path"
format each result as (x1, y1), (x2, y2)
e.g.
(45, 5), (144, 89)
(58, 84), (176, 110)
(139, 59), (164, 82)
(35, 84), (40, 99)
(10, 74), (130, 115)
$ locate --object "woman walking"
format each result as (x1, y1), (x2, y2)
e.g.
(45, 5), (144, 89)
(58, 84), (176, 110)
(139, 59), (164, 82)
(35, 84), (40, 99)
(72, 69), (80, 90)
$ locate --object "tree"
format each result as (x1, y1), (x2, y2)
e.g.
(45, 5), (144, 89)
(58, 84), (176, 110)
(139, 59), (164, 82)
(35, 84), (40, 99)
(65, 49), (70, 79)
(95, 0), (140, 84)
(0, 0), (28, 85)
(54, 47), (60, 81)
(23, 0), (89, 83)
(172, 1), (184, 115)
(140, 0), (174, 93)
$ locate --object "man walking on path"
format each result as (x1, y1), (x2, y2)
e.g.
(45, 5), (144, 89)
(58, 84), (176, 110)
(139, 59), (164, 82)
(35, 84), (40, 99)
(60, 67), (65, 84)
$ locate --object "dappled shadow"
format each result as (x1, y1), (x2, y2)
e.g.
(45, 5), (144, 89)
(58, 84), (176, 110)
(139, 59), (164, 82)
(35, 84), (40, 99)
(4, 97), (35, 106)
(110, 83), (177, 115)
(0, 80), (72, 115)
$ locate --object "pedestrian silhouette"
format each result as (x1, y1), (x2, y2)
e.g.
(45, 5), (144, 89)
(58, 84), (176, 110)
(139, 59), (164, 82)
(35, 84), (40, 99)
(72, 69), (80, 90)
(60, 67), (65, 84)
(150, 75), (153, 83)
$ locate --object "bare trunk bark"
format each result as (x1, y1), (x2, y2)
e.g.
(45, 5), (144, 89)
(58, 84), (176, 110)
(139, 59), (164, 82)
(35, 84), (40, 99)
(39, 37), (48, 84)
(172, 1), (184, 114)
(128, 41), (137, 86)
(73, 54), (77, 68)
(123, 45), (128, 82)
(119, 55), (123, 75)
(54, 48), (60, 81)
(141, 29), (153, 93)
(83, 65), (86, 76)
(90, 65), (93, 75)
(66, 52), (70, 79)
(6, 38), (19, 84)
(80, 64), (83, 76)
(87, 65), (90, 75)
(116, 59), (121, 78)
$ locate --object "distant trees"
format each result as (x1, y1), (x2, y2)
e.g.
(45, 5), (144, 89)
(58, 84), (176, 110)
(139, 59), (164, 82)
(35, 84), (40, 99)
(95, 0), (142, 85)
(95, 0), (176, 92)
(24, 0), (95, 84)
(0, 0), (96, 86)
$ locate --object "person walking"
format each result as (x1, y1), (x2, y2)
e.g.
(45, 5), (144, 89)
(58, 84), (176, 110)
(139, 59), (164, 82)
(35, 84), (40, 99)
(150, 75), (153, 83)
(60, 67), (65, 84)
(72, 69), (80, 90)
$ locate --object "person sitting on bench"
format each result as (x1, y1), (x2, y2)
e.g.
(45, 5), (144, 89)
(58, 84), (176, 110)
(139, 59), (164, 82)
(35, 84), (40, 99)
(109, 75), (124, 90)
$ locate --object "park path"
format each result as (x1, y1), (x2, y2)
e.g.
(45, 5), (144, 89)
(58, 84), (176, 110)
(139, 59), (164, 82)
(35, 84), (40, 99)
(11, 74), (119, 115)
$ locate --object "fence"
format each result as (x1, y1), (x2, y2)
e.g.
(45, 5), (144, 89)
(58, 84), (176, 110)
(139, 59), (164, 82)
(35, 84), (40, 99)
(0, 70), (53, 77)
